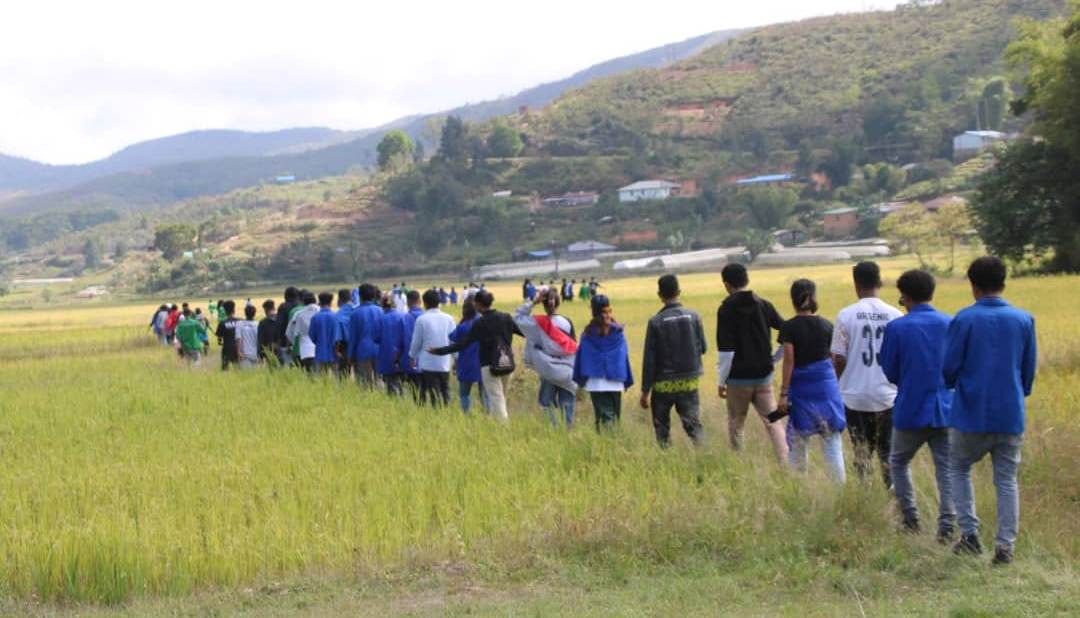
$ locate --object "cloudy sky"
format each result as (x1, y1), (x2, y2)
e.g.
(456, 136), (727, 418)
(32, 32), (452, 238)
(1, 0), (900, 165)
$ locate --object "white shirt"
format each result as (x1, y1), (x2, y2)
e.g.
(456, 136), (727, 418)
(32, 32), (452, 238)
(409, 308), (457, 372)
(236, 320), (259, 360)
(286, 304), (319, 360)
(831, 297), (903, 412)
(586, 377), (624, 392)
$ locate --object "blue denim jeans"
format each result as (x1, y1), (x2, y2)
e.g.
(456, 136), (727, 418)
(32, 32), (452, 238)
(950, 430), (1023, 550)
(788, 430), (846, 484)
(890, 427), (955, 532)
(539, 379), (576, 427)
(458, 380), (487, 414)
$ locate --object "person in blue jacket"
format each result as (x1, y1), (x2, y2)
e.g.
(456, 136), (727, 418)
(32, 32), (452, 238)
(401, 290), (425, 398)
(880, 269), (955, 541)
(376, 293), (408, 397)
(348, 284), (383, 387)
(449, 298), (485, 413)
(335, 288), (357, 378)
(572, 295), (633, 431)
(944, 256), (1037, 565)
(309, 292), (345, 375)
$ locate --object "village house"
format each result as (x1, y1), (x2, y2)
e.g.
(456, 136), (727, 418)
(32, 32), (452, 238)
(822, 207), (859, 239)
(953, 130), (1009, 161)
(617, 180), (680, 203)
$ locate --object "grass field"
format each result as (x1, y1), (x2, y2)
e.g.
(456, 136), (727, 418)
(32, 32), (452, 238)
(1, 259), (1079, 616)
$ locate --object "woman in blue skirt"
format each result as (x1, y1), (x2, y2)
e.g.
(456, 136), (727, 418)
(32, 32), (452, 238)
(777, 279), (847, 483)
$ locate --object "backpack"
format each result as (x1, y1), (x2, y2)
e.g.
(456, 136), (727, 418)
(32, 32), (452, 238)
(490, 334), (516, 376)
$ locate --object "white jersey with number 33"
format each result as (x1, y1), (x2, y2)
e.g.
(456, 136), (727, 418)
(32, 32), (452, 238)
(831, 297), (903, 412)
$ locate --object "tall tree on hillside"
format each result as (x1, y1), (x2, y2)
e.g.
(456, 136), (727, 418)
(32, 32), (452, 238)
(487, 123), (524, 158)
(153, 224), (197, 261)
(736, 186), (798, 230)
(973, 5), (1080, 271)
(437, 116), (470, 170)
(819, 139), (860, 188)
(376, 130), (415, 173)
(82, 238), (101, 270)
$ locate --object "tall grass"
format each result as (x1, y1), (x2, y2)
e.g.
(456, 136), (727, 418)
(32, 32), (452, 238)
(1, 260), (1077, 606)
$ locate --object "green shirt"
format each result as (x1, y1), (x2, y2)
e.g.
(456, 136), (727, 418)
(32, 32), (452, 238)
(175, 318), (207, 351)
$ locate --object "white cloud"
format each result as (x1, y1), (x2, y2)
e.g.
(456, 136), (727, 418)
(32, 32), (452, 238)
(0, 0), (900, 164)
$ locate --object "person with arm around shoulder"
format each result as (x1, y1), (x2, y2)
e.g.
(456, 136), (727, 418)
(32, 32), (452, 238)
(777, 279), (847, 483)
(944, 256), (1037, 566)
(715, 263), (788, 463)
(409, 289), (457, 407)
(880, 269), (955, 542)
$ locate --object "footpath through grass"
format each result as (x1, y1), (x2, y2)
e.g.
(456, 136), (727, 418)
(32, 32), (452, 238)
(1, 260), (1079, 615)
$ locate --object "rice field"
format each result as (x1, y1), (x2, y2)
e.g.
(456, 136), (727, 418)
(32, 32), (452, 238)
(1, 259), (1079, 616)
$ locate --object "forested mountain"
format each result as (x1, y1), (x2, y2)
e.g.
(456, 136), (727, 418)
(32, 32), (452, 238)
(0, 31), (743, 217)
(0, 128), (361, 194)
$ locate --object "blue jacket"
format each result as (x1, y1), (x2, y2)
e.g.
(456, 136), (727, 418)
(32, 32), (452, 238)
(309, 307), (344, 364)
(572, 324), (633, 389)
(401, 306), (424, 375)
(348, 302), (383, 361)
(880, 304), (952, 430)
(449, 318), (482, 383)
(337, 302), (356, 338)
(376, 309), (407, 376)
(943, 297), (1037, 435)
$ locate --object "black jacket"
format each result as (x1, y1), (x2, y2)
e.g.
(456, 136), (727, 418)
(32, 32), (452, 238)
(276, 300), (298, 348)
(716, 291), (784, 380)
(432, 308), (522, 368)
(641, 303), (706, 393)
(257, 315), (279, 359)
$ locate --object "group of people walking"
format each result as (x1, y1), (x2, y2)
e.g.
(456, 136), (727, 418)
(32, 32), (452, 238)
(152, 256), (1036, 566)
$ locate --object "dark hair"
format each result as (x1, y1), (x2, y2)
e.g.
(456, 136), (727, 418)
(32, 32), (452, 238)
(790, 279), (819, 314)
(406, 290), (421, 304)
(658, 274), (680, 299)
(721, 263), (749, 289)
(897, 270), (936, 304)
(318, 291), (334, 306)
(223, 300), (236, 315)
(473, 290), (494, 309)
(181, 302), (190, 310)
(338, 288), (352, 305)
(301, 290), (317, 305)
(589, 294), (612, 334)
(284, 286), (299, 302)
(853, 261), (882, 290)
(461, 298), (477, 321)
(262, 299), (275, 311)
(422, 289), (440, 309)
(244, 304), (257, 319)
(967, 256), (1007, 293)
(542, 288), (561, 314)
(359, 283), (377, 302)
(183, 307), (193, 318)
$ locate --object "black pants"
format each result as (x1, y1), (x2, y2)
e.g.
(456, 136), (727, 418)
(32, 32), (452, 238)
(407, 372), (423, 402)
(589, 391), (621, 430)
(420, 371), (451, 407)
(846, 407), (893, 488)
(355, 359), (376, 387)
(384, 373), (405, 397)
(651, 390), (703, 447)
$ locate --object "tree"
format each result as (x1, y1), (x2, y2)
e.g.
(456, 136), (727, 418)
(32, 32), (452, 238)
(487, 123), (524, 158)
(437, 116), (469, 169)
(153, 224), (197, 261)
(376, 130), (415, 173)
(819, 139), (860, 188)
(735, 186), (798, 230)
(745, 229), (775, 262)
(970, 7), (1080, 271)
(880, 204), (938, 267)
(114, 239), (128, 260)
(936, 201), (974, 273)
(82, 238), (101, 270)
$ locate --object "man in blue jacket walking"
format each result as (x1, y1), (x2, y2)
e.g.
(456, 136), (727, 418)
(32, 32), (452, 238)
(880, 269), (955, 541)
(309, 292), (345, 375)
(944, 257), (1037, 565)
(348, 284), (383, 388)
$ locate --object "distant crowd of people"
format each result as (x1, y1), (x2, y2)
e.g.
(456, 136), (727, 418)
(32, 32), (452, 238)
(150, 257), (1036, 566)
